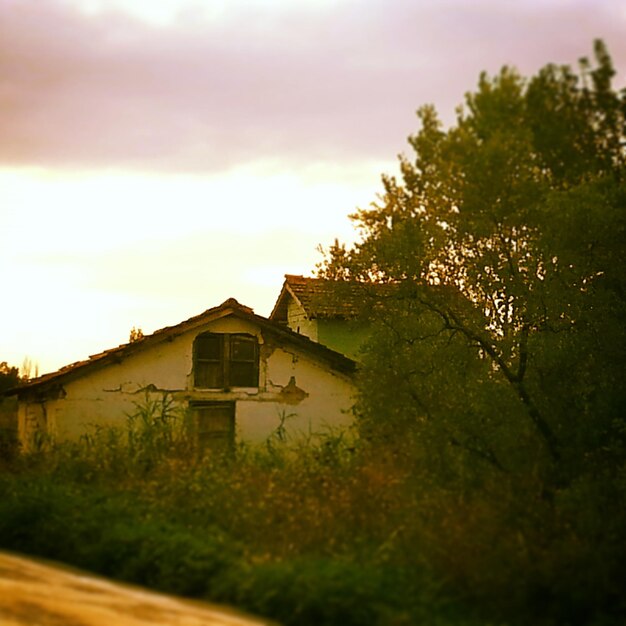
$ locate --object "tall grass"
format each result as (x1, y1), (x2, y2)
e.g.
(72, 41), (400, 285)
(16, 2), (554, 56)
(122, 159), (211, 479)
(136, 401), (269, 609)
(0, 395), (624, 625)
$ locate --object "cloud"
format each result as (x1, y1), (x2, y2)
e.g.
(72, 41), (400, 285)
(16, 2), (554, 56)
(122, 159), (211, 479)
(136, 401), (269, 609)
(0, 0), (625, 173)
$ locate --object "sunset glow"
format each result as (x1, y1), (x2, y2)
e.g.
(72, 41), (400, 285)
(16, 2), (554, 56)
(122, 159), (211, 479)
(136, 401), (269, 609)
(1, 0), (625, 374)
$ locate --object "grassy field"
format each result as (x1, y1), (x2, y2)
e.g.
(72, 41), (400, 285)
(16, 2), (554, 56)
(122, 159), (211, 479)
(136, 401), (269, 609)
(0, 398), (624, 626)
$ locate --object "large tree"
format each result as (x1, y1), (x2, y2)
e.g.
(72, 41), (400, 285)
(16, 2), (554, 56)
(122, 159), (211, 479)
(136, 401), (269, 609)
(321, 40), (625, 485)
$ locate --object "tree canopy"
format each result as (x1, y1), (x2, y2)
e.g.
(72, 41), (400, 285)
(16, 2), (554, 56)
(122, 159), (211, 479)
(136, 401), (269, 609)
(0, 362), (21, 394)
(320, 40), (626, 486)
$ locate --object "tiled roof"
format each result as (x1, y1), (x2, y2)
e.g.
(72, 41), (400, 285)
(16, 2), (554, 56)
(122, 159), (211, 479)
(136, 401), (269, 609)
(7, 298), (356, 396)
(270, 274), (386, 321)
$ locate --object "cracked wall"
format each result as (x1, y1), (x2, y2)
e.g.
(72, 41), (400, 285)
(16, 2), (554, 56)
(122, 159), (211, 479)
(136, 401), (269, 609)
(19, 315), (355, 446)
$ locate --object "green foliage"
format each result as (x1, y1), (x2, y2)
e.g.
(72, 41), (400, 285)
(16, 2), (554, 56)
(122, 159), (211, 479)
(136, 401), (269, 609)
(0, 476), (238, 597)
(124, 391), (194, 470)
(213, 557), (448, 626)
(0, 362), (20, 461)
(0, 417), (444, 626)
(315, 40), (626, 624)
(1, 405), (625, 624)
(0, 361), (21, 393)
(320, 40), (626, 486)
(64, 391), (197, 478)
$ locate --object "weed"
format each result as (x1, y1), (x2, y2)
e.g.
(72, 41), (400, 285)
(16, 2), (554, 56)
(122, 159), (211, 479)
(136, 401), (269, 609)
(1, 404), (624, 625)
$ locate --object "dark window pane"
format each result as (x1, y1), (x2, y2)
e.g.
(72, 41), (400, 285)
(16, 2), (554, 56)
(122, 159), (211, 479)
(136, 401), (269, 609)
(231, 336), (256, 361)
(230, 361), (256, 387)
(195, 362), (223, 388)
(195, 334), (222, 360)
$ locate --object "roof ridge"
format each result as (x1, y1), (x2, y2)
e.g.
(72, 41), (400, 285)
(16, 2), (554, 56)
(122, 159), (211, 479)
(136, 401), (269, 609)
(284, 274), (322, 282)
(8, 298), (355, 394)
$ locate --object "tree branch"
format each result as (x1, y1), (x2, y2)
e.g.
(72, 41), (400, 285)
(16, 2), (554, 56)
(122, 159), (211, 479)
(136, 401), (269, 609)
(417, 294), (560, 462)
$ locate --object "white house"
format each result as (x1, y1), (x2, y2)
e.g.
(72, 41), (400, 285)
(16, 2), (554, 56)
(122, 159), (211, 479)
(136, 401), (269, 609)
(10, 298), (357, 450)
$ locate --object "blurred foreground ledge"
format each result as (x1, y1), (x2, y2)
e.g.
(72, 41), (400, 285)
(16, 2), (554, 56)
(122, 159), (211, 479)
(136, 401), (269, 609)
(0, 551), (276, 626)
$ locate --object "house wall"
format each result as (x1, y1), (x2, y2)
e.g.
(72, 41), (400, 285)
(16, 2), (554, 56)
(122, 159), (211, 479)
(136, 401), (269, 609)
(237, 344), (355, 440)
(317, 320), (370, 361)
(18, 315), (355, 448)
(286, 299), (318, 341)
(0, 396), (18, 451)
(284, 296), (369, 361)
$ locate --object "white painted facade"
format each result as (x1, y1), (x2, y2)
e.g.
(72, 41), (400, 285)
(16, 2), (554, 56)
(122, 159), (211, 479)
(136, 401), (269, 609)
(286, 297), (318, 341)
(17, 306), (356, 449)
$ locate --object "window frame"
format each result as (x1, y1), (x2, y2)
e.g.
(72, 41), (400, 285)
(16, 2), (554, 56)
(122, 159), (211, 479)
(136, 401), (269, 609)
(193, 332), (259, 390)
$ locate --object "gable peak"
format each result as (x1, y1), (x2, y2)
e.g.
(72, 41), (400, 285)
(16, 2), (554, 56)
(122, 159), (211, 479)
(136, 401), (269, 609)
(219, 298), (254, 314)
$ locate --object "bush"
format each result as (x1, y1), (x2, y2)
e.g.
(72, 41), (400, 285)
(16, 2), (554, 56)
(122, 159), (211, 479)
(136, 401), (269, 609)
(1, 406), (624, 625)
(0, 474), (239, 596)
(214, 557), (445, 626)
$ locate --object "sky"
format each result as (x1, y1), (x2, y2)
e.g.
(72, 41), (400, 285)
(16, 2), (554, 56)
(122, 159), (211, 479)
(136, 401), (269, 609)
(1, 0), (625, 376)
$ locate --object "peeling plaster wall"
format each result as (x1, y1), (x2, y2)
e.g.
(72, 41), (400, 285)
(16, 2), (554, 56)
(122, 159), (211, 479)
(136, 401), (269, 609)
(27, 328), (196, 442)
(18, 315), (355, 446)
(237, 344), (355, 442)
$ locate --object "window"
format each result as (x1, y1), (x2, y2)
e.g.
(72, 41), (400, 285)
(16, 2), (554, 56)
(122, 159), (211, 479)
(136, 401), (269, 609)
(190, 401), (235, 452)
(193, 333), (259, 389)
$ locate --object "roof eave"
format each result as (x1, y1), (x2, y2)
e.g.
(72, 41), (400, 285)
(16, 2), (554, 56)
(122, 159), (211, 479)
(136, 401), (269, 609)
(15, 299), (356, 394)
